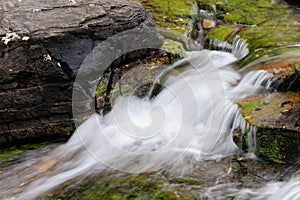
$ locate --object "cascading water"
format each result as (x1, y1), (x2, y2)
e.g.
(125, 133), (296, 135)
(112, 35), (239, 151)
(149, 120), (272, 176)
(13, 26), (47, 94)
(1, 37), (299, 199)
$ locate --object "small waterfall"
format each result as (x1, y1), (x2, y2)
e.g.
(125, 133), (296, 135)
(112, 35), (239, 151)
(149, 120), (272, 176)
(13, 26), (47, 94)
(1, 39), (278, 200)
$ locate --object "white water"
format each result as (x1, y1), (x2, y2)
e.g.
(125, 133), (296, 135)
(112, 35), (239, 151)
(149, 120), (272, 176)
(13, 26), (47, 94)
(203, 175), (300, 200)
(2, 42), (293, 199)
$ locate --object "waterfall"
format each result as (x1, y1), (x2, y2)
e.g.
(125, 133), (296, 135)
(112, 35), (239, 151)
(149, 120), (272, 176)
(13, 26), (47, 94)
(1, 39), (278, 199)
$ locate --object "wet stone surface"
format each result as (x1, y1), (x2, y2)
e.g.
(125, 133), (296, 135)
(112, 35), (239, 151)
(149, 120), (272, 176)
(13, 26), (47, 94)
(0, 0), (160, 146)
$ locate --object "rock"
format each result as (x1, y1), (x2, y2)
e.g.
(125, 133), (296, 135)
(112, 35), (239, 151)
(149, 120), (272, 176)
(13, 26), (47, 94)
(195, 0), (300, 52)
(0, 0), (161, 146)
(238, 92), (300, 164)
(202, 19), (216, 29)
(237, 47), (300, 164)
(285, 0), (300, 6)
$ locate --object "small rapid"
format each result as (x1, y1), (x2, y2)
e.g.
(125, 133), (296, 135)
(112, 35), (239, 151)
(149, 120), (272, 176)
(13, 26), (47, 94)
(1, 38), (294, 200)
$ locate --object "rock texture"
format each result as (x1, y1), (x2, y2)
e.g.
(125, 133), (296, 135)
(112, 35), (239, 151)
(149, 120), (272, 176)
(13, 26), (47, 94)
(0, 0), (158, 146)
(238, 52), (300, 164)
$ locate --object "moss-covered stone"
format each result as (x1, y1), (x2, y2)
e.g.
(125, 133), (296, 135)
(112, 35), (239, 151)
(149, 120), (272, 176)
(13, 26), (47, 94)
(195, 0), (300, 52)
(240, 101), (264, 117)
(162, 39), (186, 59)
(197, 0), (288, 24)
(0, 143), (45, 166)
(137, 0), (193, 34)
(238, 91), (300, 164)
(205, 25), (237, 41)
(255, 128), (299, 164)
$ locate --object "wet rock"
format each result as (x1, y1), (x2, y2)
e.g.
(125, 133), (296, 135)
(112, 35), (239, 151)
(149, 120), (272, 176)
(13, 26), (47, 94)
(194, 0), (300, 52)
(0, 0), (160, 146)
(285, 0), (300, 6)
(237, 46), (300, 164)
(238, 92), (300, 163)
(202, 19), (216, 29)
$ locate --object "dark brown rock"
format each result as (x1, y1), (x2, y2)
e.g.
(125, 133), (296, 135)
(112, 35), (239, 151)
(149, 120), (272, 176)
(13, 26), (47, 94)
(0, 0), (161, 146)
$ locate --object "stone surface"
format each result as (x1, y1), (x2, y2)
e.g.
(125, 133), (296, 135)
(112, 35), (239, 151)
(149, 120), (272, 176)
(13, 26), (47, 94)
(238, 92), (300, 163)
(0, 0), (159, 146)
(236, 46), (300, 164)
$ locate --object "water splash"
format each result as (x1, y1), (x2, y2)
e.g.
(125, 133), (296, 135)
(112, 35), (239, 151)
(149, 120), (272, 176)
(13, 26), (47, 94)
(0, 39), (276, 199)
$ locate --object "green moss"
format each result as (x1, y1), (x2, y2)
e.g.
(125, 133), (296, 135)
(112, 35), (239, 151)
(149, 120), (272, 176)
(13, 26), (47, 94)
(95, 83), (107, 98)
(196, 0), (300, 52)
(253, 128), (300, 164)
(205, 25), (236, 41)
(240, 22), (300, 52)
(42, 173), (194, 200)
(197, 0), (287, 25)
(137, 0), (193, 33)
(65, 123), (75, 136)
(255, 130), (286, 163)
(0, 146), (40, 166)
(258, 139), (285, 163)
(162, 39), (186, 58)
(240, 101), (264, 116)
(170, 178), (202, 185)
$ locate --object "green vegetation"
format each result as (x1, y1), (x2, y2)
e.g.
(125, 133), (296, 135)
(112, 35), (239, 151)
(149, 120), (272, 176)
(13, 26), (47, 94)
(255, 129), (286, 163)
(195, 0), (300, 52)
(170, 178), (202, 185)
(0, 143), (43, 166)
(95, 83), (107, 97)
(240, 101), (264, 116)
(40, 173), (197, 199)
(162, 39), (186, 59)
(196, 0), (288, 25)
(137, 0), (193, 34)
(205, 25), (236, 42)
(257, 139), (285, 163)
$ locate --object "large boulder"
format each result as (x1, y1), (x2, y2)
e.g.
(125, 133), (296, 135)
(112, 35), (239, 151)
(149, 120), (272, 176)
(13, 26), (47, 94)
(0, 0), (161, 146)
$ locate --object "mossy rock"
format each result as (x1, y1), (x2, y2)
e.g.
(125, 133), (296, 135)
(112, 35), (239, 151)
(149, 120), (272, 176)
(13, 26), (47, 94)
(0, 143), (48, 166)
(255, 127), (300, 164)
(239, 92), (300, 132)
(205, 25), (238, 42)
(162, 39), (186, 59)
(137, 0), (193, 35)
(195, 0), (300, 52)
(238, 92), (300, 164)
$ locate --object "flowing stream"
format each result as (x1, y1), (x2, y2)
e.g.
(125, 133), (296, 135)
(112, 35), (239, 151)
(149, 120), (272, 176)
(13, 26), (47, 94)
(0, 39), (299, 199)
